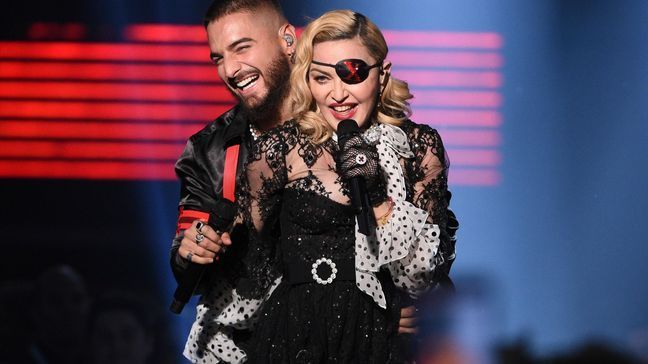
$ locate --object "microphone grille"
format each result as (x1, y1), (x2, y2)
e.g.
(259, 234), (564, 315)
(337, 119), (359, 136)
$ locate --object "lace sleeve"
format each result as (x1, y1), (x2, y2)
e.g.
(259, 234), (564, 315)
(408, 125), (449, 228)
(406, 125), (456, 279)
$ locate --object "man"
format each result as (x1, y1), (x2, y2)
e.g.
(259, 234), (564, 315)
(169, 2), (295, 362)
(171, 1), (295, 269)
(170, 1), (439, 362)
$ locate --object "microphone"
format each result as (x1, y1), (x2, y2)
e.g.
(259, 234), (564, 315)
(337, 119), (374, 235)
(170, 199), (237, 314)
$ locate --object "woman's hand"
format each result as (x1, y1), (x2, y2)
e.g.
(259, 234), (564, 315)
(337, 134), (387, 205)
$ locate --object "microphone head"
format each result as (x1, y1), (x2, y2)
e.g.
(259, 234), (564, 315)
(337, 119), (359, 137)
(208, 199), (237, 231)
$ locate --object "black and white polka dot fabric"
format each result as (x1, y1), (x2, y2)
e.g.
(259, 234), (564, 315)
(354, 124), (441, 308)
(183, 277), (282, 363)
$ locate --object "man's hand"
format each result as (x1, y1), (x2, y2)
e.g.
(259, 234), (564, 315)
(398, 305), (419, 334)
(177, 220), (232, 264)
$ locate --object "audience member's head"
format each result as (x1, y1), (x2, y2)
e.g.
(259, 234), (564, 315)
(87, 292), (159, 364)
(31, 265), (90, 363)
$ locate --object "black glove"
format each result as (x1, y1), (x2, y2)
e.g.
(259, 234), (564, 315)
(337, 134), (388, 206)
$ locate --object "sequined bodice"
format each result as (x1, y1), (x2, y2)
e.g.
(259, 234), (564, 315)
(279, 187), (356, 264)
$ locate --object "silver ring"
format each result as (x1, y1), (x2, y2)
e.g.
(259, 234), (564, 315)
(196, 221), (205, 233)
(355, 153), (367, 165)
(195, 233), (205, 244)
(186, 252), (194, 263)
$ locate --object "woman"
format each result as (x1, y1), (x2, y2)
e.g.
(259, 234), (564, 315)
(235, 9), (456, 363)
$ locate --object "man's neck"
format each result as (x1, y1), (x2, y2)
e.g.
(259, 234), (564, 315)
(253, 100), (291, 132)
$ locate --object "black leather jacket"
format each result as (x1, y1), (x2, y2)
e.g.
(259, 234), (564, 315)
(170, 105), (252, 292)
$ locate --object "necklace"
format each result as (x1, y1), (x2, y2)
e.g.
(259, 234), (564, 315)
(249, 123), (261, 141)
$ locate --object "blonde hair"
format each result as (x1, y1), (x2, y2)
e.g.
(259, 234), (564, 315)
(289, 10), (413, 144)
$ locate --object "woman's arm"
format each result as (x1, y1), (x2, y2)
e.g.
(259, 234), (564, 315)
(372, 123), (453, 298)
(406, 125), (456, 284)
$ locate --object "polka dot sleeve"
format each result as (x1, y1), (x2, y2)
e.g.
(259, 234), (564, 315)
(354, 124), (441, 308)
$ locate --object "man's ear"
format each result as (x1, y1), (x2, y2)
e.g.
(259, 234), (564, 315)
(279, 23), (297, 55)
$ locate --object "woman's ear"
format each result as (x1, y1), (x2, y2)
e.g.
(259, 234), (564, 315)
(380, 60), (392, 88)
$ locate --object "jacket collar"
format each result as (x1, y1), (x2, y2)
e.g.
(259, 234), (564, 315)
(222, 105), (248, 147)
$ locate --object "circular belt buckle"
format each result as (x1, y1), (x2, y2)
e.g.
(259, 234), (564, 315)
(311, 258), (337, 285)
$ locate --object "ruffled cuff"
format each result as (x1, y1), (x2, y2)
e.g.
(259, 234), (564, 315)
(354, 200), (440, 308)
(183, 324), (246, 364)
(183, 276), (282, 363)
(377, 200), (441, 298)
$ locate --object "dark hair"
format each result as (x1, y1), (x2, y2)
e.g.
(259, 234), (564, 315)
(203, 0), (284, 28)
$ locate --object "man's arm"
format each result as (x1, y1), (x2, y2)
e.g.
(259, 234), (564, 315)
(170, 133), (228, 290)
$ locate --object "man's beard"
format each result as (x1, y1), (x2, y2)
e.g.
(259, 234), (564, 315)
(237, 55), (291, 125)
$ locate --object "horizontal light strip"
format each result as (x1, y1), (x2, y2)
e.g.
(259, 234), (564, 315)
(0, 42), (501, 68)
(448, 169), (501, 186)
(439, 130), (501, 147)
(0, 160), (176, 180)
(412, 109), (502, 127)
(0, 81), (235, 102)
(0, 82), (499, 106)
(0, 139), (496, 167)
(0, 61), (221, 83)
(0, 160), (498, 184)
(0, 42), (206, 62)
(124, 24), (502, 49)
(390, 51), (502, 69)
(0, 101), (232, 120)
(447, 149), (501, 166)
(0, 147), (489, 167)
(0, 140), (183, 160)
(0, 120), (204, 141)
(0, 121), (500, 147)
(382, 30), (503, 49)
(394, 70), (502, 88)
(411, 90), (501, 108)
(27, 23), (87, 41)
(124, 24), (207, 43)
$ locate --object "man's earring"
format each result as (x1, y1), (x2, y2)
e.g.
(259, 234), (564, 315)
(283, 34), (294, 47)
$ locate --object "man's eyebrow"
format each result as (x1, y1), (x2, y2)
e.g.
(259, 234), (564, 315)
(227, 37), (255, 50)
(209, 38), (256, 61)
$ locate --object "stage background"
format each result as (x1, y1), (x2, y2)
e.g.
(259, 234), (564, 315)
(1, 0), (647, 362)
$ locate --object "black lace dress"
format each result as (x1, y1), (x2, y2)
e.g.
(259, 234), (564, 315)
(236, 120), (451, 363)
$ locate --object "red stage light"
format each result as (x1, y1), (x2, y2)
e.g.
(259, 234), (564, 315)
(0, 25), (505, 185)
